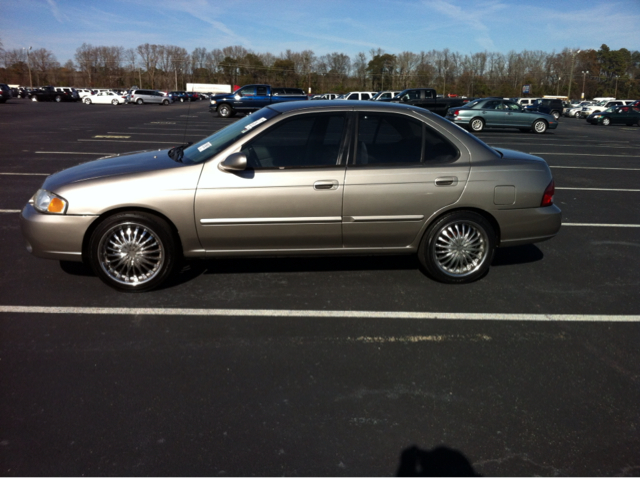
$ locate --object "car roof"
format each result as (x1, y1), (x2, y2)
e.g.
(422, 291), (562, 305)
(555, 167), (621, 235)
(268, 99), (431, 114)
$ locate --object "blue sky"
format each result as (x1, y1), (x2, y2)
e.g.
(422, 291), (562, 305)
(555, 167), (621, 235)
(2, 0), (639, 64)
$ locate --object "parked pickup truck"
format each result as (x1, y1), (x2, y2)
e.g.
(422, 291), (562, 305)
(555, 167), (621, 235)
(385, 88), (469, 116)
(209, 84), (308, 117)
(29, 86), (77, 102)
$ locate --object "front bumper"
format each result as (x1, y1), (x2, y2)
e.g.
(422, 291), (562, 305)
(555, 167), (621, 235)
(20, 204), (98, 262)
(209, 104), (219, 113)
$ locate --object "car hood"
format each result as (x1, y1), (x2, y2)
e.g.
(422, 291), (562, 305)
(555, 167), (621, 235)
(43, 149), (184, 191)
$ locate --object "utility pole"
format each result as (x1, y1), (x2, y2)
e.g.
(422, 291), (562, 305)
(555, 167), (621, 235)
(23, 46), (33, 88)
(581, 71), (589, 99)
(567, 49), (580, 99)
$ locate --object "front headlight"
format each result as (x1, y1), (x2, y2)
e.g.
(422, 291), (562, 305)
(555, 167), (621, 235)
(32, 189), (68, 214)
(210, 100), (217, 105)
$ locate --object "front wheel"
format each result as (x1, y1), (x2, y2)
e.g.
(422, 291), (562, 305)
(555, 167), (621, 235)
(552, 110), (560, 120)
(55, 95), (62, 103)
(469, 118), (484, 132)
(162, 99), (169, 105)
(532, 119), (547, 134)
(88, 212), (179, 292)
(602, 117), (611, 126)
(84, 98), (92, 104)
(31, 96), (38, 102)
(218, 104), (235, 118)
(419, 211), (495, 284)
(111, 99), (118, 105)
(574, 111), (581, 118)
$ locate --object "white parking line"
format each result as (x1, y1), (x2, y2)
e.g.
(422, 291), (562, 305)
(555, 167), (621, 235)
(0, 209), (21, 213)
(557, 187), (640, 192)
(0, 172), (48, 176)
(530, 153), (640, 158)
(35, 151), (112, 155)
(0, 305), (639, 321)
(77, 139), (181, 144)
(551, 166), (640, 171)
(108, 132), (205, 136)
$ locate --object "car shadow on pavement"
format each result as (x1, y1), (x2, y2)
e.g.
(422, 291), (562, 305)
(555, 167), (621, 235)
(491, 244), (543, 267)
(396, 445), (481, 476)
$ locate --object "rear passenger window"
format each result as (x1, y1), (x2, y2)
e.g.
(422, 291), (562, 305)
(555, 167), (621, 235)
(354, 113), (458, 166)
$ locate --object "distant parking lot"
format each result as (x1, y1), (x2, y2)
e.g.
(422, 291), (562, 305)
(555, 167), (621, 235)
(1, 99), (639, 476)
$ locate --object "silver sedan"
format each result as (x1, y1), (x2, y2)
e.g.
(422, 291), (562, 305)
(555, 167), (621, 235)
(21, 101), (561, 291)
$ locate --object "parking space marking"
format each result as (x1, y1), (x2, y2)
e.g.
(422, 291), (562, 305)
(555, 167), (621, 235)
(1, 305), (639, 321)
(0, 172), (48, 176)
(557, 187), (640, 192)
(108, 132), (205, 136)
(530, 153), (640, 158)
(35, 151), (111, 155)
(77, 139), (182, 144)
(0, 210), (21, 213)
(93, 135), (131, 139)
(551, 166), (640, 171)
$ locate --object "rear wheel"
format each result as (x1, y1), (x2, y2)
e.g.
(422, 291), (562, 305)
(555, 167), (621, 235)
(551, 110), (560, 120)
(111, 99), (118, 105)
(419, 211), (495, 284)
(532, 119), (547, 134)
(84, 97), (92, 104)
(55, 95), (62, 103)
(136, 98), (143, 105)
(162, 99), (169, 105)
(469, 118), (484, 132)
(88, 212), (179, 292)
(574, 111), (581, 118)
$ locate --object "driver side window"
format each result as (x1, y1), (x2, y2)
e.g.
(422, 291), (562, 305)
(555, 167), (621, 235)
(240, 113), (346, 169)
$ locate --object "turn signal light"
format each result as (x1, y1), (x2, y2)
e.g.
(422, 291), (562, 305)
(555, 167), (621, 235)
(48, 197), (66, 213)
(541, 179), (555, 207)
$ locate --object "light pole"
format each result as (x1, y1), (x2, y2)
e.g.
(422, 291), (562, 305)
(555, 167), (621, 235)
(567, 49), (580, 99)
(556, 76), (562, 96)
(614, 75), (620, 98)
(23, 46), (33, 88)
(581, 71), (589, 99)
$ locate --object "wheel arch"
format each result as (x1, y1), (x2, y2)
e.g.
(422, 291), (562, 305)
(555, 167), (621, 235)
(420, 206), (501, 247)
(81, 206), (184, 263)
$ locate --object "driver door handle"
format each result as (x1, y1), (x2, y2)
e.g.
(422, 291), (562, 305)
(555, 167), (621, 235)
(314, 180), (339, 190)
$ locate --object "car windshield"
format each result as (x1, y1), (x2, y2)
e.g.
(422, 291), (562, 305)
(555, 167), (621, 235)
(180, 107), (280, 164)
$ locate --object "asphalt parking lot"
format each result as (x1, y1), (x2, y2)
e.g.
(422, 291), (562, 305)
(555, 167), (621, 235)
(1, 100), (639, 476)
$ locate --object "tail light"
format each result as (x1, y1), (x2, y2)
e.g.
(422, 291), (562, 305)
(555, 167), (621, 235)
(450, 109), (460, 116)
(541, 179), (555, 207)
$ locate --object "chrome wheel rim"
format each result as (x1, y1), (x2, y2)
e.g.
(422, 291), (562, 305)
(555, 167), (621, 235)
(433, 221), (488, 277)
(534, 121), (546, 133)
(471, 119), (482, 131)
(602, 118), (610, 125)
(98, 222), (165, 286)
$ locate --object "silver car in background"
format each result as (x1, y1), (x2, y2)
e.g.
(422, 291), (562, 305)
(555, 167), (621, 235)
(21, 101), (561, 291)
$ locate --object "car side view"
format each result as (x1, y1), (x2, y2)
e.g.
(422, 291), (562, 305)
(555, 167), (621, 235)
(21, 101), (561, 292)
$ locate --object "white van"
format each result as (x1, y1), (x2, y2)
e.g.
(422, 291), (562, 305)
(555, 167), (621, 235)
(516, 97), (540, 108)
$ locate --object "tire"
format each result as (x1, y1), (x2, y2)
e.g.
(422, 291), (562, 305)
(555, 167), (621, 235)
(574, 111), (581, 118)
(180, 98), (184, 103)
(111, 99), (118, 105)
(551, 110), (560, 120)
(162, 99), (169, 105)
(419, 211), (495, 284)
(55, 95), (62, 103)
(31, 96), (38, 102)
(88, 212), (179, 292)
(532, 119), (547, 134)
(602, 117), (611, 126)
(469, 118), (484, 132)
(218, 104), (235, 118)
(136, 98), (143, 105)
(84, 98), (91, 104)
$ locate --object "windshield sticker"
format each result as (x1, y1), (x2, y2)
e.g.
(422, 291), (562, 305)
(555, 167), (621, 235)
(242, 117), (267, 133)
(197, 141), (212, 152)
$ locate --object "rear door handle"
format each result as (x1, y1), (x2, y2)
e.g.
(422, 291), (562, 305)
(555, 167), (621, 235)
(314, 180), (339, 190)
(435, 176), (458, 186)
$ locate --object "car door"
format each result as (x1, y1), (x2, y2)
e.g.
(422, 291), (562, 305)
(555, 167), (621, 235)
(342, 111), (470, 248)
(504, 101), (530, 126)
(479, 100), (505, 126)
(194, 112), (348, 252)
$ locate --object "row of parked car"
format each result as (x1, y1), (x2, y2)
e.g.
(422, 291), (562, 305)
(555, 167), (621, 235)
(1, 85), (214, 105)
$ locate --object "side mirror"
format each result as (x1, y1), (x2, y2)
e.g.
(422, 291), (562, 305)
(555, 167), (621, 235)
(218, 152), (248, 171)
(220, 152), (248, 171)
(402, 96), (409, 102)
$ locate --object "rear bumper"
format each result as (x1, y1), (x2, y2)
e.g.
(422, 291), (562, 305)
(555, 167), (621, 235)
(495, 205), (562, 247)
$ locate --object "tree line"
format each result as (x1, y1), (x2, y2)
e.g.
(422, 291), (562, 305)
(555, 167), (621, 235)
(1, 38), (639, 99)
